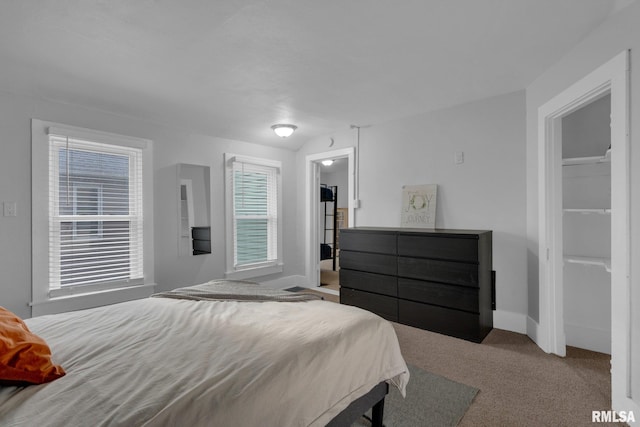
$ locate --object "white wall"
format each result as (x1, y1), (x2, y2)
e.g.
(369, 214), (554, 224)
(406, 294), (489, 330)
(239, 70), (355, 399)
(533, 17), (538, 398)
(0, 90), (301, 319)
(153, 130), (300, 290)
(0, 92), (33, 320)
(297, 90), (528, 332)
(525, 0), (640, 413)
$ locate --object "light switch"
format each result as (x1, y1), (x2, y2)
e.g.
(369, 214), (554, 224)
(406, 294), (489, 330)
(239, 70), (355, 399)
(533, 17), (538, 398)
(454, 151), (464, 164)
(3, 201), (17, 217)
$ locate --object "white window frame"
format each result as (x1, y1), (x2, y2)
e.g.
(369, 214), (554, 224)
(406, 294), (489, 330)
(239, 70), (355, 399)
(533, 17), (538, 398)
(31, 120), (156, 316)
(224, 153), (283, 279)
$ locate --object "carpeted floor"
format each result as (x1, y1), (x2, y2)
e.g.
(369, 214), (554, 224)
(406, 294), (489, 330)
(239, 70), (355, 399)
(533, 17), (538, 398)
(308, 291), (620, 426)
(320, 258), (340, 291)
(397, 325), (619, 426)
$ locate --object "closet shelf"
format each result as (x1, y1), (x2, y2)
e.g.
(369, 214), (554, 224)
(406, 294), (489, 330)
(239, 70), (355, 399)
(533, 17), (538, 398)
(563, 208), (611, 215)
(562, 155), (610, 166)
(564, 255), (611, 272)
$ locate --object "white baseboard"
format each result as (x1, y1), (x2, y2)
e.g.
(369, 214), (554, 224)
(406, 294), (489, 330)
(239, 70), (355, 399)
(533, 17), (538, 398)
(259, 275), (310, 290)
(493, 309), (527, 334)
(565, 322), (611, 354)
(525, 318), (611, 355)
(526, 316), (542, 348)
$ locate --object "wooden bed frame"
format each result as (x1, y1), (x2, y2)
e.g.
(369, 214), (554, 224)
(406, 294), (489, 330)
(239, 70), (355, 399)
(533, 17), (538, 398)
(326, 382), (388, 427)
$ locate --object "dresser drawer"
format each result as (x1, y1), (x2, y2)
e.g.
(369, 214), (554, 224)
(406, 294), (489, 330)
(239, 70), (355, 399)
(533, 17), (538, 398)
(340, 288), (398, 322)
(340, 250), (397, 276)
(340, 231), (396, 255)
(398, 278), (478, 313)
(398, 233), (478, 262)
(398, 257), (478, 287)
(399, 300), (482, 342)
(340, 269), (397, 297)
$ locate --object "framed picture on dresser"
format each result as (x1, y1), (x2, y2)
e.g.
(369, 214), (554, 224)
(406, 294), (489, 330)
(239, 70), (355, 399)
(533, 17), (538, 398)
(401, 184), (437, 228)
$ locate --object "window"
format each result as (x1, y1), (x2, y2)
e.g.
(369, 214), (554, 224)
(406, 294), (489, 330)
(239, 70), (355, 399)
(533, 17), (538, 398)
(49, 135), (143, 292)
(32, 120), (154, 315)
(225, 154), (282, 278)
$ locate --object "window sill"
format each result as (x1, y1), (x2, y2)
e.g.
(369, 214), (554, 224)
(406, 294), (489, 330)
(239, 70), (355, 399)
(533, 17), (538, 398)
(30, 283), (156, 317)
(225, 264), (283, 281)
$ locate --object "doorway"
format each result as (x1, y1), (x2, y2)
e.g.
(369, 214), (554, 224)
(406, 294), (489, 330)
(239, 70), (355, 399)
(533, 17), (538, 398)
(537, 50), (631, 411)
(561, 94), (611, 354)
(319, 158), (349, 292)
(305, 148), (355, 291)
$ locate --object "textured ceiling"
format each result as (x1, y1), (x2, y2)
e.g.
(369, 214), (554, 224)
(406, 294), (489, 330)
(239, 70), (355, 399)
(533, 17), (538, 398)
(0, 0), (632, 149)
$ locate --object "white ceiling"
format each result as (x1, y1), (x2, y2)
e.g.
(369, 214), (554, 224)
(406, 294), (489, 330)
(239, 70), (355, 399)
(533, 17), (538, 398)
(0, 0), (633, 150)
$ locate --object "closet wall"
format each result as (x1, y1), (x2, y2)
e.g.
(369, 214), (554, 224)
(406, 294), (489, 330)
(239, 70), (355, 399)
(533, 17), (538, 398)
(561, 94), (611, 354)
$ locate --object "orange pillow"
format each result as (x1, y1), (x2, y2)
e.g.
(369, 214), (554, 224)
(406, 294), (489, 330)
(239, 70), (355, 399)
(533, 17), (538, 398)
(0, 307), (65, 386)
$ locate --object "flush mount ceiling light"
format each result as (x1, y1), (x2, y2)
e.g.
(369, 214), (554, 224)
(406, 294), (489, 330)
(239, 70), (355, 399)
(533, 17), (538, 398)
(271, 124), (297, 138)
(321, 159), (334, 166)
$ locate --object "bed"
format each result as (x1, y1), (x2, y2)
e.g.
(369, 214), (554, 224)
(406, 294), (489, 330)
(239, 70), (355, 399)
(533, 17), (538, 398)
(0, 280), (409, 426)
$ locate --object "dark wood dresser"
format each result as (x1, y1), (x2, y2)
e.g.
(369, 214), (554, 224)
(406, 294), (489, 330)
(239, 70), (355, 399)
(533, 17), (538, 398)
(339, 227), (494, 343)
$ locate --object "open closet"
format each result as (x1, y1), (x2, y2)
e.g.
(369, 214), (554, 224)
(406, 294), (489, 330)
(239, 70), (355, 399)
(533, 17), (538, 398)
(537, 50), (631, 413)
(561, 94), (611, 354)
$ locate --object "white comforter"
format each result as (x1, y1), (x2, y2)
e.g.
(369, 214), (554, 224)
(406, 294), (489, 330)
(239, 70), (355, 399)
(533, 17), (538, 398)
(0, 297), (408, 426)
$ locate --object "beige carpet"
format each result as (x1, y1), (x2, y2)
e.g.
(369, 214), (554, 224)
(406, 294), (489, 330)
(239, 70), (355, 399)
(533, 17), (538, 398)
(320, 258), (340, 291)
(306, 291), (621, 426)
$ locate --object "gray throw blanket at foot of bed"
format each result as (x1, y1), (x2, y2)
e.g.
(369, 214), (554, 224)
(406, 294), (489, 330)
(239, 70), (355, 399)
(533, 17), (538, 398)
(151, 279), (322, 302)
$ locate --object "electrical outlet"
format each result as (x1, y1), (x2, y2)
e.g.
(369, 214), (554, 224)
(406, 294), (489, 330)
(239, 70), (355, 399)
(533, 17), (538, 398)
(3, 201), (17, 217)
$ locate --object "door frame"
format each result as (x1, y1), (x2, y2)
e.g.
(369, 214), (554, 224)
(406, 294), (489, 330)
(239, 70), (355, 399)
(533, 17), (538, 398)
(537, 50), (631, 403)
(305, 147), (355, 287)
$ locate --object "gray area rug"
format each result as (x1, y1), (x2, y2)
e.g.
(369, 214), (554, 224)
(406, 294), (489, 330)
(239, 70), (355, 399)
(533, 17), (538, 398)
(354, 364), (478, 427)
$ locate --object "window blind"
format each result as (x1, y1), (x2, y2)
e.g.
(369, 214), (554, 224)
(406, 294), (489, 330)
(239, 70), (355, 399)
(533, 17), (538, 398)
(231, 160), (278, 268)
(48, 135), (143, 293)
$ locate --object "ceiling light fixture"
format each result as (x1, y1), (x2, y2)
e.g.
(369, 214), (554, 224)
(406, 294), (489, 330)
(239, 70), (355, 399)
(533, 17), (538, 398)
(271, 124), (297, 138)
(321, 159), (334, 166)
